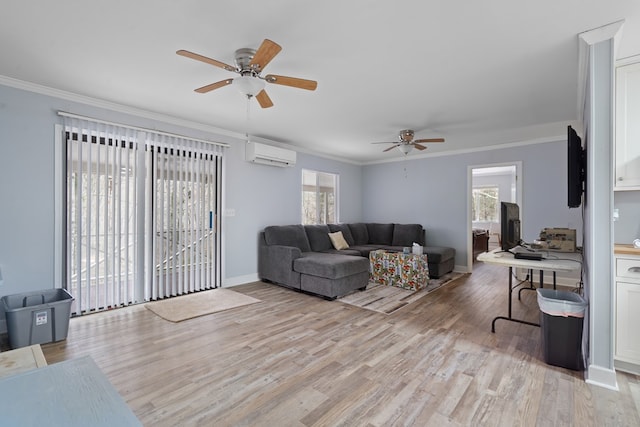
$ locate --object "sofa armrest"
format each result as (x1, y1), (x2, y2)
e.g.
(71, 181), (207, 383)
(258, 242), (303, 288)
(267, 245), (303, 264)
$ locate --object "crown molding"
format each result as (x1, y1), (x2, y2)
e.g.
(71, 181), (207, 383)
(362, 134), (564, 166)
(0, 74), (249, 141)
(0, 74), (364, 165)
(0, 75), (571, 168)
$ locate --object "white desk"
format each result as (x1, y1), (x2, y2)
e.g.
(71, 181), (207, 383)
(477, 249), (582, 332)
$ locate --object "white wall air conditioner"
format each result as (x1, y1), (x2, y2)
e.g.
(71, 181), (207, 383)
(245, 141), (296, 167)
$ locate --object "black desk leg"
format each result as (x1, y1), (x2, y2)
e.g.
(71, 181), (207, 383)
(492, 266), (541, 333)
(518, 268), (537, 300)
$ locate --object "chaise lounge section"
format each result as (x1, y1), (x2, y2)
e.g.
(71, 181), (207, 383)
(258, 223), (456, 299)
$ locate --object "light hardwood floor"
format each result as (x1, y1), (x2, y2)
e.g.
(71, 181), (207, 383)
(40, 262), (640, 426)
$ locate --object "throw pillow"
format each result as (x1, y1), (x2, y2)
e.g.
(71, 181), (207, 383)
(328, 231), (349, 250)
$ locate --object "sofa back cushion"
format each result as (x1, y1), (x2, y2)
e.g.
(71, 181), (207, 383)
(304, 224), (333, 251)
(392, 224), (425, 246)
(348, 223), (369, 245)
(264, 225), (312, 252)
(327, 224), (355, 246)
(366, 223), (394, 245)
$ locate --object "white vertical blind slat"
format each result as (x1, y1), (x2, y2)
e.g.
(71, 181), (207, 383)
(151, 147), (158, 300)
(160, 148), (168, 298)
(189, 151), (195, 292)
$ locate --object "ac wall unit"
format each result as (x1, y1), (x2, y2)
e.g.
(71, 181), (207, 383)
(245, 141), (296, 167)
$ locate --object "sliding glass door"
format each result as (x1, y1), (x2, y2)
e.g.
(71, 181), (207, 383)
(62, 117), (223, 315)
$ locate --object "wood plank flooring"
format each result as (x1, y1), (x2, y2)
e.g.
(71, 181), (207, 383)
(40, 262), (640, 426)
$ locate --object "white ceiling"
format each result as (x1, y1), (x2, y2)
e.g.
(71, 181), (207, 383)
(2, 1), (639, 163)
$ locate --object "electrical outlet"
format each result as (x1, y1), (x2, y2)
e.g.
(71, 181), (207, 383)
(224, 208), (236, 217)
(613, 208), (620, 222)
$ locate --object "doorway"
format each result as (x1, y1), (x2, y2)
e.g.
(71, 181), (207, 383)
(467, 162), (521, 271)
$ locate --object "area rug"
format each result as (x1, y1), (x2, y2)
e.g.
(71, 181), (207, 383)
(338, 272), (467, 315)
(145, 288), (261, 322)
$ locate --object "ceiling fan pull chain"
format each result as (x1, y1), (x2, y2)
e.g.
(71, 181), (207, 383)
(245, 95), (251, 143)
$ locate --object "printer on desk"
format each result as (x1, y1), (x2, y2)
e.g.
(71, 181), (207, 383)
(533, 228), (577, 252)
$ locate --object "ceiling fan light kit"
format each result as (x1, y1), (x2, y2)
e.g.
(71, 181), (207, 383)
(398, 144), (413, 155)
(177, 39), (317, 108)
(233, 75), (265, 97)
(373, 129), (446, 156)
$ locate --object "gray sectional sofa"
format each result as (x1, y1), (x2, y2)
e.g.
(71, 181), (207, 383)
(258, 223), (455, 299)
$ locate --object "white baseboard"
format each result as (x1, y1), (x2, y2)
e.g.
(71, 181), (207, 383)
(586, 364), (619, 391)
(223, 273), (260, 288)
(614, 359), (640, 376)
(454, 265), (471, 274)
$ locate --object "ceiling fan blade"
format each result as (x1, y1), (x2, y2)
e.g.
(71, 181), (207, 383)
(249, 39), (282, 71)
(194, 79), (233, 93)
(413, 143), (427, 151)
(383, 144), (400, 153)
(371, 141), (396, 145)
(265, 74), (318, 91)
(255, 89), (274, 108)
(177, 50), (236, 72)
(414, 138), (445, 143)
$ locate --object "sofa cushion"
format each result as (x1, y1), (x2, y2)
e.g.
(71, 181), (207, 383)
(328, 231), (349, 250)
(264, 225), (311, 252)
(327, 224), (355, 246)
(304, 224), (333, 252)
(348, 245), (384, 258)
(392, 224), (424, 246)
(366, 223), (394, 245)
(319, 248), (362, 256)
(424, 246), (456, 264)
(293, 253), (369, 279)
(348, 223), (369, 245)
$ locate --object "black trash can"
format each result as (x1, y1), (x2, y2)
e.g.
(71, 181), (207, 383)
(536, 289), (587, 371)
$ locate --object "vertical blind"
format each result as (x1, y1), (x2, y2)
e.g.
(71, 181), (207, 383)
(61, 113), (225, 314)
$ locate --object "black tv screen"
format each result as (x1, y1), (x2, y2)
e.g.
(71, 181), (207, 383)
(568, 125), (585, 208)
(500, 201), (521, 251)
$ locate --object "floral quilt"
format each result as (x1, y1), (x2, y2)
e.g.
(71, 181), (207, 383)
(369, 250), (429, 291)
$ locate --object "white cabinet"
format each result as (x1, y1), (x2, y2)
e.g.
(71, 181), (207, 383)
(614, 251), (640, 374)
(615, 62), (640, 190)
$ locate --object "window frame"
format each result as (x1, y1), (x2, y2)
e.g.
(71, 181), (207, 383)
(301, 169), (339, 225)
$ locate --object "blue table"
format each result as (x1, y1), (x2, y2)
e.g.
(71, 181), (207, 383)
(0, 355), (141, 426)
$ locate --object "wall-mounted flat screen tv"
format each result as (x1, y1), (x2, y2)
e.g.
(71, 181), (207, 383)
(568, 125), (585, 208)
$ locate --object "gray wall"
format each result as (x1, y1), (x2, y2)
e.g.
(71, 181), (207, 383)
(362, 142), (583, 270)
(0, 83), (363, 300)
(223, 143), (362, 281)
(1, 79), (583, 291)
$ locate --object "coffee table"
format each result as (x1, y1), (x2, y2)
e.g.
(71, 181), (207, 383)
(369, 250), (429, 291)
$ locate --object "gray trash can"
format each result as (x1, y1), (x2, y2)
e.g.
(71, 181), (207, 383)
(1, 288), (74, 349)
(536, 288), (587, 371)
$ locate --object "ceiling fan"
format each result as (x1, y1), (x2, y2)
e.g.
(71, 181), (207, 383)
(177, 39), (317, 108)
(373, 129), (445, 155)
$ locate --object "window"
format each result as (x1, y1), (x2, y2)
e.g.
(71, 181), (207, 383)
(472, 186), (499, 222)
(302, 169), (338, 224)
